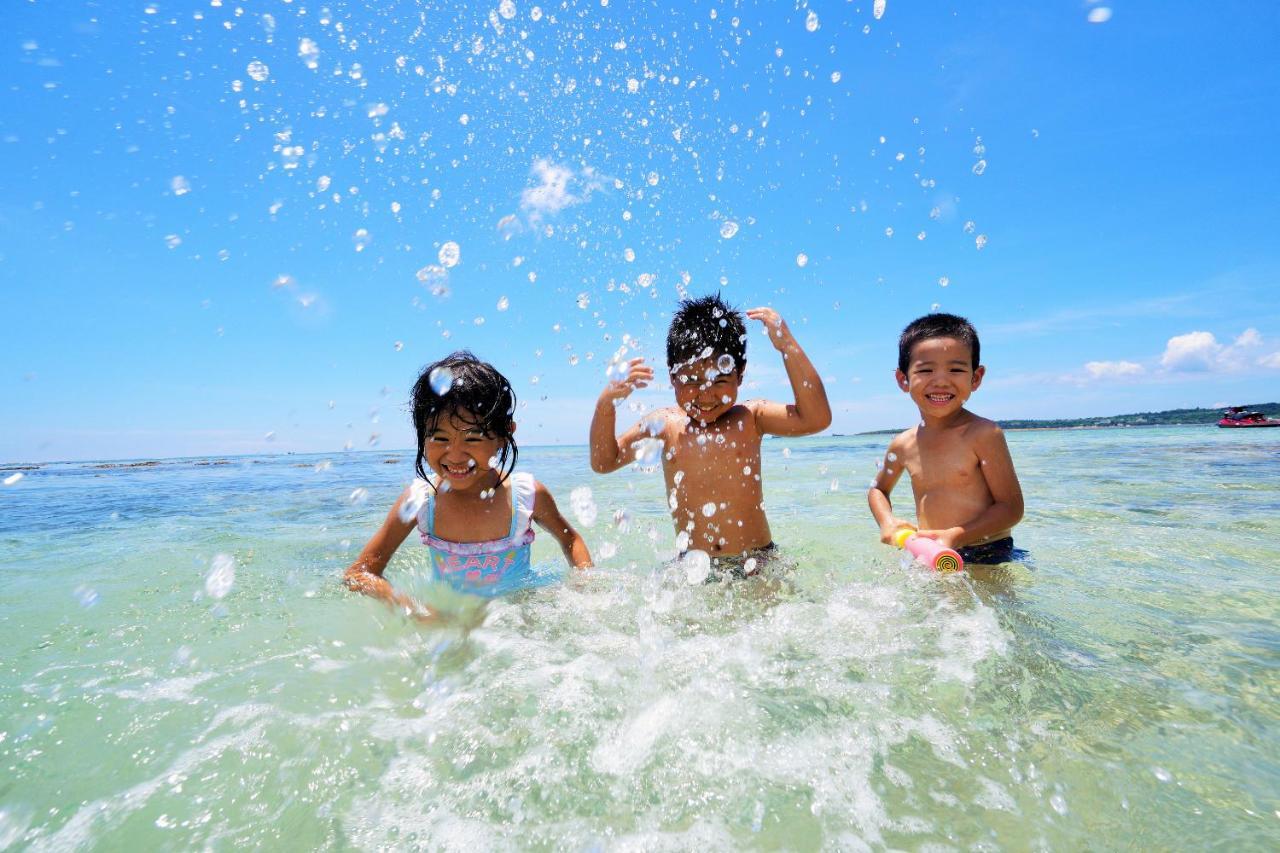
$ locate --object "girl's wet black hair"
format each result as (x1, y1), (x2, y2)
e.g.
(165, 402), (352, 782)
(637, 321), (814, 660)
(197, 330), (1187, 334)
(666, 293), (747, 375)
(410, 351), (518, 487)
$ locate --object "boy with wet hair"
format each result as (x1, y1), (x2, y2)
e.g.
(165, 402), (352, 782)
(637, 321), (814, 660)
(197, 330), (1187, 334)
(590, 294), (831, 573)
(867, 313), (1025, 564)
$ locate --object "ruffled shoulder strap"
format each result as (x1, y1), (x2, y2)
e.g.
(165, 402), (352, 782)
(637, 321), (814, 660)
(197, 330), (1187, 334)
(509, 471), (537, 536)
(409, 477), (434, 536)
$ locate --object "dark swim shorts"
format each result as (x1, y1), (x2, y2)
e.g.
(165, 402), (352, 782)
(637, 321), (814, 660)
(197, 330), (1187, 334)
(955, 537), (1027, 565)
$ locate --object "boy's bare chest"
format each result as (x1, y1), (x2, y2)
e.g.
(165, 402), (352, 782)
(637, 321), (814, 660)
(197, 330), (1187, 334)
(905, 433), (981, 489)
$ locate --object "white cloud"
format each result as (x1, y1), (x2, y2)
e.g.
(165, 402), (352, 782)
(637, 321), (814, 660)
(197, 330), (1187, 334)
(518, 158), (605, 222)
(1084, 360), (1144, 379)
(1160, 328), (1265, 373)
(1064, 327), (1278, 385)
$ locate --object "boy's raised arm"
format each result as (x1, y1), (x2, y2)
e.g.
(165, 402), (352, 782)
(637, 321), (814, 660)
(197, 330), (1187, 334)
(589, 357), (655, 473)
(747, 307), (832, 436)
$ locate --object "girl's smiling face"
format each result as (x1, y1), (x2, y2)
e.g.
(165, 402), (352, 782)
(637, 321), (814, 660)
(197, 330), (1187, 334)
(424, 409), (512, 491)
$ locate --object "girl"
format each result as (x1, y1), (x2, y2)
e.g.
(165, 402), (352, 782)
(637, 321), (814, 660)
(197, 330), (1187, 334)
(344, 351), (592, 619)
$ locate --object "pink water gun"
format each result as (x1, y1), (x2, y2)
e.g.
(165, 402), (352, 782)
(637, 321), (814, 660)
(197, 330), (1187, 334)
(893, 528), (964, 572)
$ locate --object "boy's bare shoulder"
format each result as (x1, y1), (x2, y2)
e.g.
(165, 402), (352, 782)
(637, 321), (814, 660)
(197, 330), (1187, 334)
(889, 425), (919, 448)
(962, 411), (1004, 437)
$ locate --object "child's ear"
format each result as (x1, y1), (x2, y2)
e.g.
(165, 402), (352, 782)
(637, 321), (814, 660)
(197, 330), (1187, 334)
(508, 421), (517, 436)
(971, 365), (985, 391)
(895, 369), (909, 392)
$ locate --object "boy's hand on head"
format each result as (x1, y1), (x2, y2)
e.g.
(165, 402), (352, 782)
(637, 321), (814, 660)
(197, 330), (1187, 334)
(746, 307), (794, 352)
(600, 357), (654, 402)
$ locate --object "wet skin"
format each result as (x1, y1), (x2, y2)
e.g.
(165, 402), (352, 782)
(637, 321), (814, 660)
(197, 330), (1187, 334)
(590, 307), (831, 556)
(867, 336), (1024, 551)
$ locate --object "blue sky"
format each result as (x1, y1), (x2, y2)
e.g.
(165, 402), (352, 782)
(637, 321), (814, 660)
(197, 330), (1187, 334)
(2, 0), (1278, 463)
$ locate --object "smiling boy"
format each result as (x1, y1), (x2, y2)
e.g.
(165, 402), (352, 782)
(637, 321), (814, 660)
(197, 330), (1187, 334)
(589, 294), (831, 572)
(867, 313), (1024, 564)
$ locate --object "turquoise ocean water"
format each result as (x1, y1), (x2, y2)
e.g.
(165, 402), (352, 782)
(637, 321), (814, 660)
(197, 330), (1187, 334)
(1, 426), (1277, 849)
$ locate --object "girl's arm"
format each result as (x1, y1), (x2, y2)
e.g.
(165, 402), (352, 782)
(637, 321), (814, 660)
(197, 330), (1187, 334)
(343, 488), (438, 621)
(530, 481), (593, 568)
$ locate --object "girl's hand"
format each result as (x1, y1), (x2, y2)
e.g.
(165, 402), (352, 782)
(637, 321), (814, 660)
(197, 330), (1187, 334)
(746, 307), (795, 352)
(600, 357), (654, 402)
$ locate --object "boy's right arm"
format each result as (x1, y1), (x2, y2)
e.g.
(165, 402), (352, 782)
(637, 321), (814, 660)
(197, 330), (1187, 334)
(589, 357), (655, 473)
(344, 489), (437, 621)
(867, 433), (915, 544)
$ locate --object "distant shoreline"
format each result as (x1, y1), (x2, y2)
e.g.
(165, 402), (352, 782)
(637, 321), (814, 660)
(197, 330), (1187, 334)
(856, 402), (1279, 436)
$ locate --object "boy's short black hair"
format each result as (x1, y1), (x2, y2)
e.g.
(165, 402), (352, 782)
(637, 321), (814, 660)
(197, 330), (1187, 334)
(410, 350), (518, 485)
(666, 293), (747, 375)
(898, 313), (981, 373)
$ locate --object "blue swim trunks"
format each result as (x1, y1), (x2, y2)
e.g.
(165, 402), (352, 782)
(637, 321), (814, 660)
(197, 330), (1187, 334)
(955, 537), (1027, 565)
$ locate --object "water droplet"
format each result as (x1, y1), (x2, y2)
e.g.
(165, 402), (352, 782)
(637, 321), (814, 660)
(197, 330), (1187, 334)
(701, 502), (717, 517)
(796, 253), (809, 267)
(205, 554), (236, 599)
(298, 38), (320, 69)
(316, 175), (331, 192)
(246, 60), (270, 82)
(1153, 767), (1172, 782)
(394, 341), (403, 352)
(681, 550), (711, 584)
(782, 447), (792, 458)
(719, 220), (739, 239)
(635, 438), (663, 467)
(805, 10), (820, 32)
(885, 227), (894, 238)
(972, 159), (987, 176)
(624, 247), (636, 262)
(646, 171), (660, 186)
(416, 265), (449, 298)
(570, 486), (598, 526)
(975, 234), (988, 250)
(3, 472), (25, 486)
(164, 234), (181, 249)
(438, 241), (461, 268)
(352, 228), (371, 252)
(717, 354), (736, 373)
(73, 585), (99, 608)
(873, 0), (887, 21)
(170, 175), (190, 196)
(496, 296), (509, 311)
(576, 293), (590, 309)
(887, 452), (898, 462)
(429, 365), (454, 395)
(498, 0), (517, 20)
(348, 487), (369, 506)
(1049, 793), (1068, 816)
(939, 276), (949, 287)
(830, 71), (842, 83)
(531, 6), (543, 22)
(1087, 7), (1112, 24)
(963, 220), (976, 234)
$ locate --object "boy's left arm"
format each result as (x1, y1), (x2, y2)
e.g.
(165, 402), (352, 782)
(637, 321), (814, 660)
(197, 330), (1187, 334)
(746, 307), (832, 436)
(531, 481), (594, 568)
(921, 424), (1024, 548)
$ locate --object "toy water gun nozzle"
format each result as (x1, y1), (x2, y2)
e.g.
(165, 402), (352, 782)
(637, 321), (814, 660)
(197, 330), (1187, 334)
(893, 528), (964, 572)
